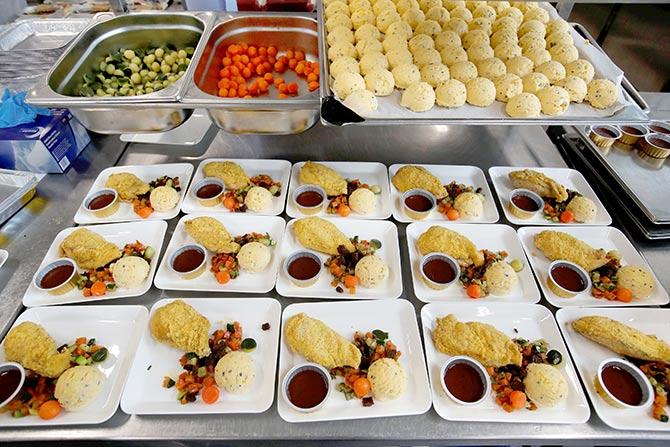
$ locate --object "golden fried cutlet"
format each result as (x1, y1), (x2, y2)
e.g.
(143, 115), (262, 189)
(292, 217), (355, 255)
(150, 300), (211, 357)
(534, 230), (608, 272)
(3, 322), (71, 378)
(184, 217), (240, 254)
(59, 228), (121, 270)
(299, 161), (347, 196)
(105, 172), (150, 201)
(508, 169), (568, 202)
(416, 225), (484, 267)
(203, 162), (249, 190)
(391, 165), (447, 199)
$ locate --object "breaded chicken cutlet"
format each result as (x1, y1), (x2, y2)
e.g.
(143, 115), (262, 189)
(105, 172), (150, 201)
(508, 169), (568, 202)
(292, 216), (355, 255)
(3, 322), (71, 378)
(60, 228), (121, 270)
(299, 161), (347, 197)
(416, 225), (484, 267)
(391, 165), (447, 199)
(184, 216), (240, 254)
(534, 230), (608, 272)
(572, 316), (670, 363)
(150, 300), (211, 357)
(203, 161), (249, 190)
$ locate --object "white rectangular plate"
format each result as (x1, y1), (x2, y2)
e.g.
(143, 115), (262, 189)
(421, 302), (590, 424)
(154, 214), (285, 293)
(0, 305), (147, 426)
(121, 298), (281, 415)
(278, 299), (431, 423)
(556, 307), (670, 431)
(389, 164), (498, 223)
(74, 163), (193, 224)
(23, 221), (167, 307)
(406, 222), (540, 303)
(181, 158), (291, 216)
(286, 161), (391, 220)
(518, 226), (668, 307)
(489, 166), (612, 226)
(275, 218), (402, 299)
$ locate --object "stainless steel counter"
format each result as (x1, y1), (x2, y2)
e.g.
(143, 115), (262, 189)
(1, 123), (669, 446)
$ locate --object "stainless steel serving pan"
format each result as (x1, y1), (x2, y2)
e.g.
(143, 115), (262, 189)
(28, 12), (213, 134)
(181, 12), (319, 135)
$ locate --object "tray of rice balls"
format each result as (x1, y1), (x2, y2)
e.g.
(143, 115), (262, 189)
(318, 0), (649, 125)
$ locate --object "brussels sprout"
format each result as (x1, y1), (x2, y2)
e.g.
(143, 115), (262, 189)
(130, 73), (141, 84)
(106, 64), (115, 74)
(123, 49), (135, 60)
(155, 48), (165, 58)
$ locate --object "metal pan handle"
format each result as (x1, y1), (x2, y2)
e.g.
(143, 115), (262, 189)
(571, 22), (650, 113)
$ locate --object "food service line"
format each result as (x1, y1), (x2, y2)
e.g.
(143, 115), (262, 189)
(1, 123), (669, 445)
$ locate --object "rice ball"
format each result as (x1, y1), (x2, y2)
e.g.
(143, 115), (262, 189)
(467, 44), (494, 63)
(505, 55), (534, 77)
(392, 63), (422, 88)
(453, 191), (483, 218)
(522, 72), (550, 94)
(443, 0), (465, 10)
(494, 42), (522, 61)
(499, 6), (523, 25)
(368, 358), (407, 400)
(450, 60), (478, 82)
(519, 19), (546, 37)
(376, 9), (402, 32)
(326, 13), (353, 32)
(355, 23), (381, 42)
(492, 16), (518, 33)
(349, 187), (377, 214)
(586, 79), (619, 109)
(450, 6), (473, 22)
(355, 254), (390, 286)
(505, 92), (542, 117)
(360, 51), (389, 75)
(617, 265), (655, 299)
(519, 32), (546, 53)
(565, 195), (596, 222)
(494, 73), (523, 102)
(237, 241), (272, 273)
(365, 68), (395, 95)
(55, 365), (105, 410)
(524, 48), (551, 66)
(415, 19), (442, 38)
(565, 59), (595, 83)
(462, 29), (490, 49)
(385, 20), (414, 40)
(425, 6), (451, 27)
(473, 4), (496, 21)
(400, 81), (436, 111)
(215, 351), (255, 394)
(356, 38), (384, 58)
(343, 89), (379, 115)
(537, 85), (570, 116)
(397, 0), (420, 15)
(111, 256), (150, 288)
(350, 0), (371, 10)
(512, 1), (537, 13)
(477, 57), (507, 80)
(490, 28), (518, 48)
(373, 0), (395, 14)
(420, 0), (442, 12)
(546, 31), (574, 48)
(434, 30), (462, 51)
(550, 44), (579, 65)
(488, 1), (510, 14)
(327, 25), (355, 46)
(402, 7), (426, 29)
(556, 75), (587, 103)
(535, 60), (566, 83)
(328, 42), (357, 61)
(547, 18), (571, 36)
(330, 56), (360, 78)
(383, 35), (409, 53)
(468, 17), (493, 35)
(444, 18), (469, 36)
(414, 48), (442, 67)
(387, 47), (414, 68)
(524, 7), (549, 24)
(333, 71), (366, 99)
(326, 1), (350, 17)
(484, 260), (518, 294)
(150, 185), (180, 212)
(524, 364), (568, 408)
(440, 45), (468, 66)
(409, 34), (435, 53)
(420, 63), (451, 87)
(436, 78), (467, 107)
(466, 76), (496, 106)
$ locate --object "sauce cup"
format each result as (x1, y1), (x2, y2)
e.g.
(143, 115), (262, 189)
(588, 125), (622, 150)
(169, 243), (207, 280)
(640, 133), (670, 160)
(419, 252), (460, 291)
(594, 358), (654, 410)
(281, 362), (332, 413)
(546, 260), (591, 298)
(292, 185), (326, 215)
(401, 188), (436, 220)
(647, 120), (670, 136)
(192, 178), (225, 208)
(508, 188), (543, 220)
(440, 356), (490, 406)
(616, 124), (648, 147)
(0, 362), (25, 408)
(284, 250), (322, 287)
(84, 188), (119, 218)
(33, 258), (78, 295)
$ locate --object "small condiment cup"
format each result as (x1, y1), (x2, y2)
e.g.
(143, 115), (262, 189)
(284, 250), (322, 287)
(647, 120), (670, 136)
(440, 356), (490, 406)
(594, 358), (654, 410)
(507, 188), (543, 220)
(281, 362), (332, 413)
(546, 260), (591, 298)
(33, 257), (78, 295)
(169, 243), (207, 280)
(401, 188), (436, 220)
(0, 362), (25, 408)
(419, 252), (460, 291)
(84, 188), (119, 218)
(192, 178), (225, 207)
(588, 125), (622, 150)
(292, 185), (326, 215)
(639, 133), (670, 160)
(616, 124), (648, 147)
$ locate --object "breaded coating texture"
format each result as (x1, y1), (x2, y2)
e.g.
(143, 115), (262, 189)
(533, 230), (608, 272)
(509, 169), (568, 202)
(293, 217), (355, 255)
(416, 225), (484, 267)
(432, 314), (522, 367)
(284, 313), (361, 369)
(3, 322), (71, 378)
(184, 217), (240, 254)
(105, 172), (150, 201)
(572, 316), (670, 362)
(392, 165), (447, 199)
(60, 228), (121, 270)
(203, 162), (249, 190)
(150, 300), (211, 357)
(299, 161), (348, 196)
